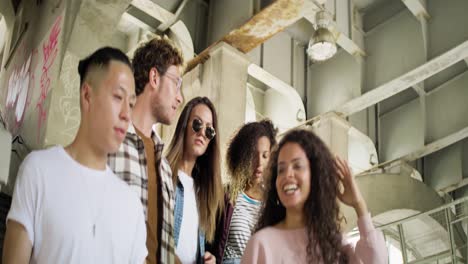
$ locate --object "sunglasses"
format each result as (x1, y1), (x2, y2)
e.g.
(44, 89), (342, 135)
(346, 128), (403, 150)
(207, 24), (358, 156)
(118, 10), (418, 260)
(192, 118), (216, 140)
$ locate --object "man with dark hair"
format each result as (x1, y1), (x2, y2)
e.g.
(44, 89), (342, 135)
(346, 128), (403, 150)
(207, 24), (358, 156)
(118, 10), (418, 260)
(108, 36), (183, 264)
(3, 47), (147, 264)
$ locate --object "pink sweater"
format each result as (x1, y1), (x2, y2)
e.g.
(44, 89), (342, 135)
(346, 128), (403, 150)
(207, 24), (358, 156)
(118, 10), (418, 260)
(241, 214), (387, 264)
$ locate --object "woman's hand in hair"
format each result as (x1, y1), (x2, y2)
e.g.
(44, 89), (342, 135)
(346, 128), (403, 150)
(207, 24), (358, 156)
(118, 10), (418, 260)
(335, 156), (369, 217)
(203, 251), (216, 264)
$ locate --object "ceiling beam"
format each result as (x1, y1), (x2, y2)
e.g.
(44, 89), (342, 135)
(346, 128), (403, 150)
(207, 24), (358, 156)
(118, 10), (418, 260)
(438, 178), (468, 194)
(187, 0), (307, 72)
(130, 0), (175, 24)
(120, 12), (155, 32)
(402, 0), (430, 20)
(186, 0), (364, 72)
(412, 83), (426, 97)
(248, 64), (297, 95)
(157, 0), (189, 32)
(335, 40), (468, 116)
(359, 125), (468, 175)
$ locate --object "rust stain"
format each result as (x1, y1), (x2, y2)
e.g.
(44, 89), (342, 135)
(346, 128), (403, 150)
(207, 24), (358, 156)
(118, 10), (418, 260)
(186, 0), (304, 72)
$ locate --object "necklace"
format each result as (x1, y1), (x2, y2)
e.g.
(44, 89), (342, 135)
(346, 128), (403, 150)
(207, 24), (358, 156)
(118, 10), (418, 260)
(78, 163), (109, 238)
(65, 146), (109, 238)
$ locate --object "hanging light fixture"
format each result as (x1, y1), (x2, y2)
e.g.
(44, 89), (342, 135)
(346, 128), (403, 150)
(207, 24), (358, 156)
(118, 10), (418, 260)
(307, 10), (337, 62)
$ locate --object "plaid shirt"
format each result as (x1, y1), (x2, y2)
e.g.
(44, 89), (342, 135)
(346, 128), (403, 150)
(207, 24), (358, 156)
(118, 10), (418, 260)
(108, 124), (175, 264)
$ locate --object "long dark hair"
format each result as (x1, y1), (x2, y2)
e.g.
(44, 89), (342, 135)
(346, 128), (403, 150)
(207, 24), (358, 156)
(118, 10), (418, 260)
(256, 129), (348, 263)
(166, 96), (223, 242)
(225, 119), (277, 203)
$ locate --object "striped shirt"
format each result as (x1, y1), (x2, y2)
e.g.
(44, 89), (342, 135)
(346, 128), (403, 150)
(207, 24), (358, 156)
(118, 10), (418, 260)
(223, 192), (262, 261)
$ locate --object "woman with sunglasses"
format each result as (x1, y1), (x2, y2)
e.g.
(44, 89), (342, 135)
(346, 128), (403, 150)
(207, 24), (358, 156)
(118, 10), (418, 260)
(166, 96), (224, 264)
(241, 129), (387, 264)
(208, 120), (277, 264)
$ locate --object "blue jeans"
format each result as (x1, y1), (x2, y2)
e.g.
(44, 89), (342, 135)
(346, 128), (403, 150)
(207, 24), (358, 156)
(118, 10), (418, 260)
(223, 258), (241, 264)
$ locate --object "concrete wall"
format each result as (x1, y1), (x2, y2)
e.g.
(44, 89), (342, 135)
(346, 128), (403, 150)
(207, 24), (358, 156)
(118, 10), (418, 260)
(425, 143), (463, 191)
(379, 99), (424, 161)
(365, 10), (424, 115)
(292, 39), (306, 102)
(247, 84), (265, 121)
(263, 31), (292, 85)
(207, 0), (253, 44)
(426, 72), (468, 142)
(365, 10), (423, 92)
(178, 0), (209, 53)
(425, 0), (468, 92)
(307, 50), (361, 118)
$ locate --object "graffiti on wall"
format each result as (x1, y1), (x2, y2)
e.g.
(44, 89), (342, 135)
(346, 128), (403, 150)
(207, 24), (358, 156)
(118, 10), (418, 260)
(2, 13), (63, 144)
(36, 15), (62, 142)
(4, 41), (38, 136)
(58, 53), (81, 141)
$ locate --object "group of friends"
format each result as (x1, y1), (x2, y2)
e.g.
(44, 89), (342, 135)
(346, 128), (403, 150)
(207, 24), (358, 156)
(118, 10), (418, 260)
(2, 36), (388, 264)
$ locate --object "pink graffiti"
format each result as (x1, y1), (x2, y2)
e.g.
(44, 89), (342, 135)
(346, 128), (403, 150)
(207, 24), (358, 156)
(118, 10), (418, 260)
(36, 15), (62, 142)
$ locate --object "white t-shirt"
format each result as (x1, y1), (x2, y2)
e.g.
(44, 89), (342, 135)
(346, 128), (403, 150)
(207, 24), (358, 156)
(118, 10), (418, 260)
(175, 170), (199, 264)
(7, 146), (147, 264)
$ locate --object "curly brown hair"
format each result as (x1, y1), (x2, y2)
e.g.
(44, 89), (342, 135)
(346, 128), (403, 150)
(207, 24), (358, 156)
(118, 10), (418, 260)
(226, 119), (277, 204)
(132, 36), (183, 96)
(256, 129), (348, 263)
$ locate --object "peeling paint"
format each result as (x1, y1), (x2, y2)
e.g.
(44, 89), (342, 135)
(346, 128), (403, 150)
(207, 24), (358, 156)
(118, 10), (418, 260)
(223, 0), (303, 53)
(187, 0), (304, 72)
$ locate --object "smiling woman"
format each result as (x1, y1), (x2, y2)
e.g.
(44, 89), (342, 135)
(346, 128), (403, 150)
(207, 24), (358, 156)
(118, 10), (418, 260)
(241, 129), (388, 264)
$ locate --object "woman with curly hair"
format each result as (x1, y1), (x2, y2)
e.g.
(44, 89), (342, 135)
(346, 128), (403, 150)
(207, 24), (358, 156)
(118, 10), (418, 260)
(209, 120), (277, 264)
(241, 129), (387, 264)
(166, 97), (224, 264)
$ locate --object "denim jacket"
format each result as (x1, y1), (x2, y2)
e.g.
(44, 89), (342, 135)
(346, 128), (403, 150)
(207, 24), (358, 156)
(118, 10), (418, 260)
(174, 179), (205, 264)
(206, 193), (234, 264)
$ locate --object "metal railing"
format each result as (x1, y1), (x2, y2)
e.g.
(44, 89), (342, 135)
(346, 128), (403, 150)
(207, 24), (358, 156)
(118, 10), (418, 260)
(350, 196), (468, 264)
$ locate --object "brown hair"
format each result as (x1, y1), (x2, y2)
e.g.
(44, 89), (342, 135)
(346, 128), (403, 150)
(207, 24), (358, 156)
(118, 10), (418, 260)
(225, 119), (277, 203)
(256, 129), (348, 263)
(166, 96), (223, 242)
(132, 36), (183, 96)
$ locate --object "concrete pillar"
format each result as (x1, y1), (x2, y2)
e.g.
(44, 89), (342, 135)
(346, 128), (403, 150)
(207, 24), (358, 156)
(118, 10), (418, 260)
(203, 42), (250, 158)
(310, 112), (350, 160)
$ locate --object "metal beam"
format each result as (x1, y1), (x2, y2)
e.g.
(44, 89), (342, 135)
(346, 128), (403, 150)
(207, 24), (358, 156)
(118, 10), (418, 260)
(407, 250), (451, 264)
(336, 40), (468, 116)
(359, 125), (468, 175)
(398, 224), (409, 264)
